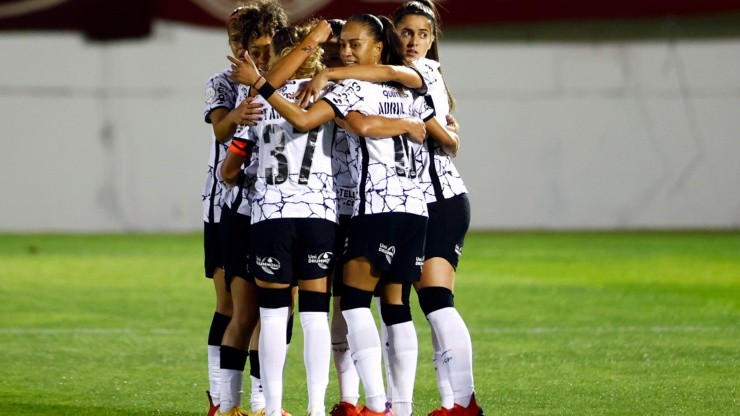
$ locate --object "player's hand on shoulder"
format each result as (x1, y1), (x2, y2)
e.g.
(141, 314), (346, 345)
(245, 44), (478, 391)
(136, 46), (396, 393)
(234, 96), (263, 126)
(294, 71), (329, 108)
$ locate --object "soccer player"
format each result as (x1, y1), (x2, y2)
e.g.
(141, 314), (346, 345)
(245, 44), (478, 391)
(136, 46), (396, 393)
(202, 5), (262, 416)
(216, 2), (290, 416)
(394, 2), (484, 416)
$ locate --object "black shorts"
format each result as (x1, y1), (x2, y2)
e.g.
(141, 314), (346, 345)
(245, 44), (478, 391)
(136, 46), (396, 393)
(204, 221), (223, 278)
(249, 218), (337, 285)
(331, 214), (352, 297)
(220, 204), (253, 285)
(344, 212), (427, 283)
(425, 193), (471, 268)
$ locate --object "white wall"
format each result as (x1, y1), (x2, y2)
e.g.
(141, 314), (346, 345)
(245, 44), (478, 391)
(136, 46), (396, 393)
(1, 21), (738, 232)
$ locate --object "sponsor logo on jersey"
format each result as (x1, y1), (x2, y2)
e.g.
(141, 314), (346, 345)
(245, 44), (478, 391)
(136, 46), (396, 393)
(454, 244), (464, 257)
(378, 101), (407, 116)
(378, 243), (396, 264)
(205, 86), (216, 104)
(256, 256), (281, 275)
(308, 252), (333, 270)
(415, 256), (425, 266)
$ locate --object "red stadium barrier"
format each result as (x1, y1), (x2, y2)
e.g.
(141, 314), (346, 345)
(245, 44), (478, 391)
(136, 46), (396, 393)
(1, 0), (739, 40)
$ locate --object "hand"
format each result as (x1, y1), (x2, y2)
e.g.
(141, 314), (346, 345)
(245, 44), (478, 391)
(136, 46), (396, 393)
(445, 114), (460, 134)
(404, 118), (427, 143)
(292, 70), (329, 108)
(228, 52), (261, 86)
(233, 96), (263, 126)
(306, 20), (333, 45)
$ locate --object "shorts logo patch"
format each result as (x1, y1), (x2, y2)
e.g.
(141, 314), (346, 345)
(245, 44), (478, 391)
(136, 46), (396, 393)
(378, 243), (396, 264)
(415, 256), (424, 266)
(256, 256), (281, 275)
(454, 244), (463, 257)
(308, 252), (333, 270)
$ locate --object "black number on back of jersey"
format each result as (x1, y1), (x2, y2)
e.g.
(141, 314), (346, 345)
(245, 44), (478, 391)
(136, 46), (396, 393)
(393, 135), (416, 179)
(263, 124), (320, 185)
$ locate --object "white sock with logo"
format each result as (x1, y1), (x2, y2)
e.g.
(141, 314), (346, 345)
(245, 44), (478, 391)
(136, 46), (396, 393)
(427, 307), (474, 408)
(432, 329), (454, 409)
(343, 307), (387, 413)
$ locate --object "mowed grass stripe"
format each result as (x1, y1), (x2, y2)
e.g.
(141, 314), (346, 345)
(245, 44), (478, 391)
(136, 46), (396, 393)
(0, 231), (737, 415)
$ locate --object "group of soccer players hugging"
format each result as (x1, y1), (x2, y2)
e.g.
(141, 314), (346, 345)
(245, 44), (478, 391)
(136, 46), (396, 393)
(200, 1), (482, 416)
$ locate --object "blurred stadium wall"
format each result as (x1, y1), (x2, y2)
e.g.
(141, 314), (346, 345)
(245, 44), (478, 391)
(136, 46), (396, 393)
(1, 1), (739, 231)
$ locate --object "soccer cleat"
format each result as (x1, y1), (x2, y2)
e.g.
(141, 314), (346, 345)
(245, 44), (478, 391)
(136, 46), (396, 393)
(427, 408), (451, 416)
(218, 407), (250, 416)
(330, 402), (361, 416)
(206, 390), (220, 416)
(450, 394), (483, 416)
(251, 408), (293, 416)
(356, 403), (393, 416)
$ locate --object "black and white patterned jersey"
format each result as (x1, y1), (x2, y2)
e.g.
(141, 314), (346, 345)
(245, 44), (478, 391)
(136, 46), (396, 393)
(323, 79), (434, 217)
(332, 127), (357, 216)
(222, 143), (259, 217)
(413, 58), (468, 203)
(243, 79), (337, 223)
(202, 68), (238, 223)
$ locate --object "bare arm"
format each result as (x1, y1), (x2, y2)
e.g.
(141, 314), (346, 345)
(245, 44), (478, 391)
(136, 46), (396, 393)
(230, 20), (332, 97)
(425, 116), (460, 157)
(231, 51), (337, 131)
(220, 149), (245, 187)
(342, 113), (426, 143)
(209, 97), (262, 142)
(298, 65), (424, 107)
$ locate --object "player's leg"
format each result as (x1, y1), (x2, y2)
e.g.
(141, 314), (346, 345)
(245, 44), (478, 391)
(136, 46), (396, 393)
(379, 282), (417, 416)
(218, 209), (258, 415)
(417, 194), (482, 416)
(296, 218), (335, 416)
(205, 220), (233, 414)
(341, 257), (386, 414)
(329, 214), (361, 416)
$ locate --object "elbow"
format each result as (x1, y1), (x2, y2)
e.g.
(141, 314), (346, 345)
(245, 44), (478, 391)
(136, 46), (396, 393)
(293, 122), (311, 133)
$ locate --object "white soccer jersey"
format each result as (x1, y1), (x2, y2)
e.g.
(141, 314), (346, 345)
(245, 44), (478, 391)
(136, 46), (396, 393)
(414, 58), (468, 203)
(221, 144), (259, 217)
(202, 68), (238, 223)
(244, 79), (337, 223)
(323, 79), (433, 217)
(332, 127), (357, 216)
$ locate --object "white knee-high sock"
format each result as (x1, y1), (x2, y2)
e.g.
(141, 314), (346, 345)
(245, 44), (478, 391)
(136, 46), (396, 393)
(331, 305), (360, 405)
(301, 311), (331, 415)
(431, 328), (454, 409)
(343, 307), (387, 412)
(219, 368), (243, 413)
(427, 307), (474, 407)
(386, 320), (418, 416)
(259, 306), (290, 416)
(374, 296), (394, 403)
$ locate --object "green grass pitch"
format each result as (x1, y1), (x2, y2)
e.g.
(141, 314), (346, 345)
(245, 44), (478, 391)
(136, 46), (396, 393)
(0, 231), (738, 415)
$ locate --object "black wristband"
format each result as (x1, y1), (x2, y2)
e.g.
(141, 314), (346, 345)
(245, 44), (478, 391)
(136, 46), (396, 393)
(258, 81), (276, 99)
